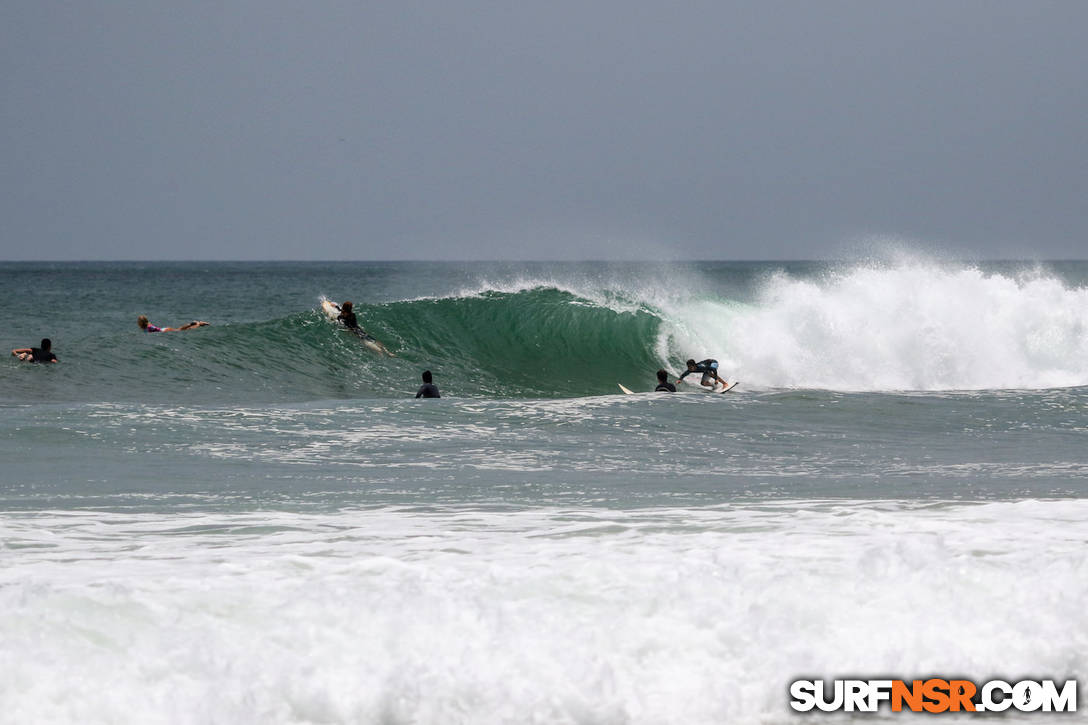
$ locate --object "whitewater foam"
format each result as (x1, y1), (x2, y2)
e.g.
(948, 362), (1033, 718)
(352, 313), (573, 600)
(661, 261), (1088, 391)
(2, 501), (1085, 724)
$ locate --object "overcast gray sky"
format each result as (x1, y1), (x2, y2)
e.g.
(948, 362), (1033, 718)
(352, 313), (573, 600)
(2, 1), (1085, 260)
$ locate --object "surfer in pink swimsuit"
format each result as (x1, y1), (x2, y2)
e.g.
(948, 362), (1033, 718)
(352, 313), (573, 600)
(138, 315), (209, 332)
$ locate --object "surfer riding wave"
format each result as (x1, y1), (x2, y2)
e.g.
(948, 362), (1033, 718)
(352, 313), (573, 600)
(677, 358), (728, 391)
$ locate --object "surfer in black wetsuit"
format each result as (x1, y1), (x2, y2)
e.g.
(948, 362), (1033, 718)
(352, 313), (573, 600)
(677, 358), (726, 390)
(12, 338), (57, 363)
(415, 370), (441, 398)
(330, 299), (393, 355)
(336, 301), (360, 330)
(336, 301), (379, 339)
(655, 369), (676, 392)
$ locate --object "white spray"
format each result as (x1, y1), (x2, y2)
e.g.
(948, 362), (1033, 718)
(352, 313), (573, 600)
(663, 261), (1088, 391)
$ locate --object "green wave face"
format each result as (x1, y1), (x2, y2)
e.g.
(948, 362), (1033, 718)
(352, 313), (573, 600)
(370, 287), (665, 398)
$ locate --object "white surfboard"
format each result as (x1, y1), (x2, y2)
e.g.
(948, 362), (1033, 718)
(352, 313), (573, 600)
(321, 299), (393, 356)
(320, 299), (341, 321)
(618, 383), (636, 395)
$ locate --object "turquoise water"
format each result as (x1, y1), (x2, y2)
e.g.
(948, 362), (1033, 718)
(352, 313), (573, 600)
(2, 259), (1087, 722)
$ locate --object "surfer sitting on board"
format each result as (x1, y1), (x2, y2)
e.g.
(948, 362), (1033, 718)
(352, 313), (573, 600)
(11, 338), (57, 363)
(677, 358), (727, 390)
(655, 369), (676, 392)
(415, 370), (441, 398)
(138, 315), (208, 332)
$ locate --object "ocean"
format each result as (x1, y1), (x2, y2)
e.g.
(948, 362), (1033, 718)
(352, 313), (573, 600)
(2, 258), (1087, 723)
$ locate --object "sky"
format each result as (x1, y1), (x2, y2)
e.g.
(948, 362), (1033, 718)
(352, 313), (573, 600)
(2, 1), (1086, 261)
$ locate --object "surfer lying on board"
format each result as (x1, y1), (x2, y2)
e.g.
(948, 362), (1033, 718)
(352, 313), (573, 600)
(138, 315), (209, 332)
(12, 338), (57, 363)
(328, 300), (373, 336)
(655, 369), (676, 392)
(322, 299), (395, 356)
(335, 301), (361, 330)
(677, 358), (727, 390)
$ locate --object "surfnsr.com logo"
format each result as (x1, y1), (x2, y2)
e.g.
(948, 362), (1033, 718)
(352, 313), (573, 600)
(789, 679), (1077, 713)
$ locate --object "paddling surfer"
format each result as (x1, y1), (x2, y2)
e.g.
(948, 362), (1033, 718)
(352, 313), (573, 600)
(138, 315), (208, 332)
(335, 301), (360, 331)
(11, 338), (57, 363)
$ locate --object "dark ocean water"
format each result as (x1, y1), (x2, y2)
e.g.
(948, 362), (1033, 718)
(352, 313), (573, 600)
(2, 259), (1087, 723)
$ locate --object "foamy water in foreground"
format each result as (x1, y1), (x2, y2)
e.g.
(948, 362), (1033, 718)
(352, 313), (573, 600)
(2, 501), (1085, 724)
